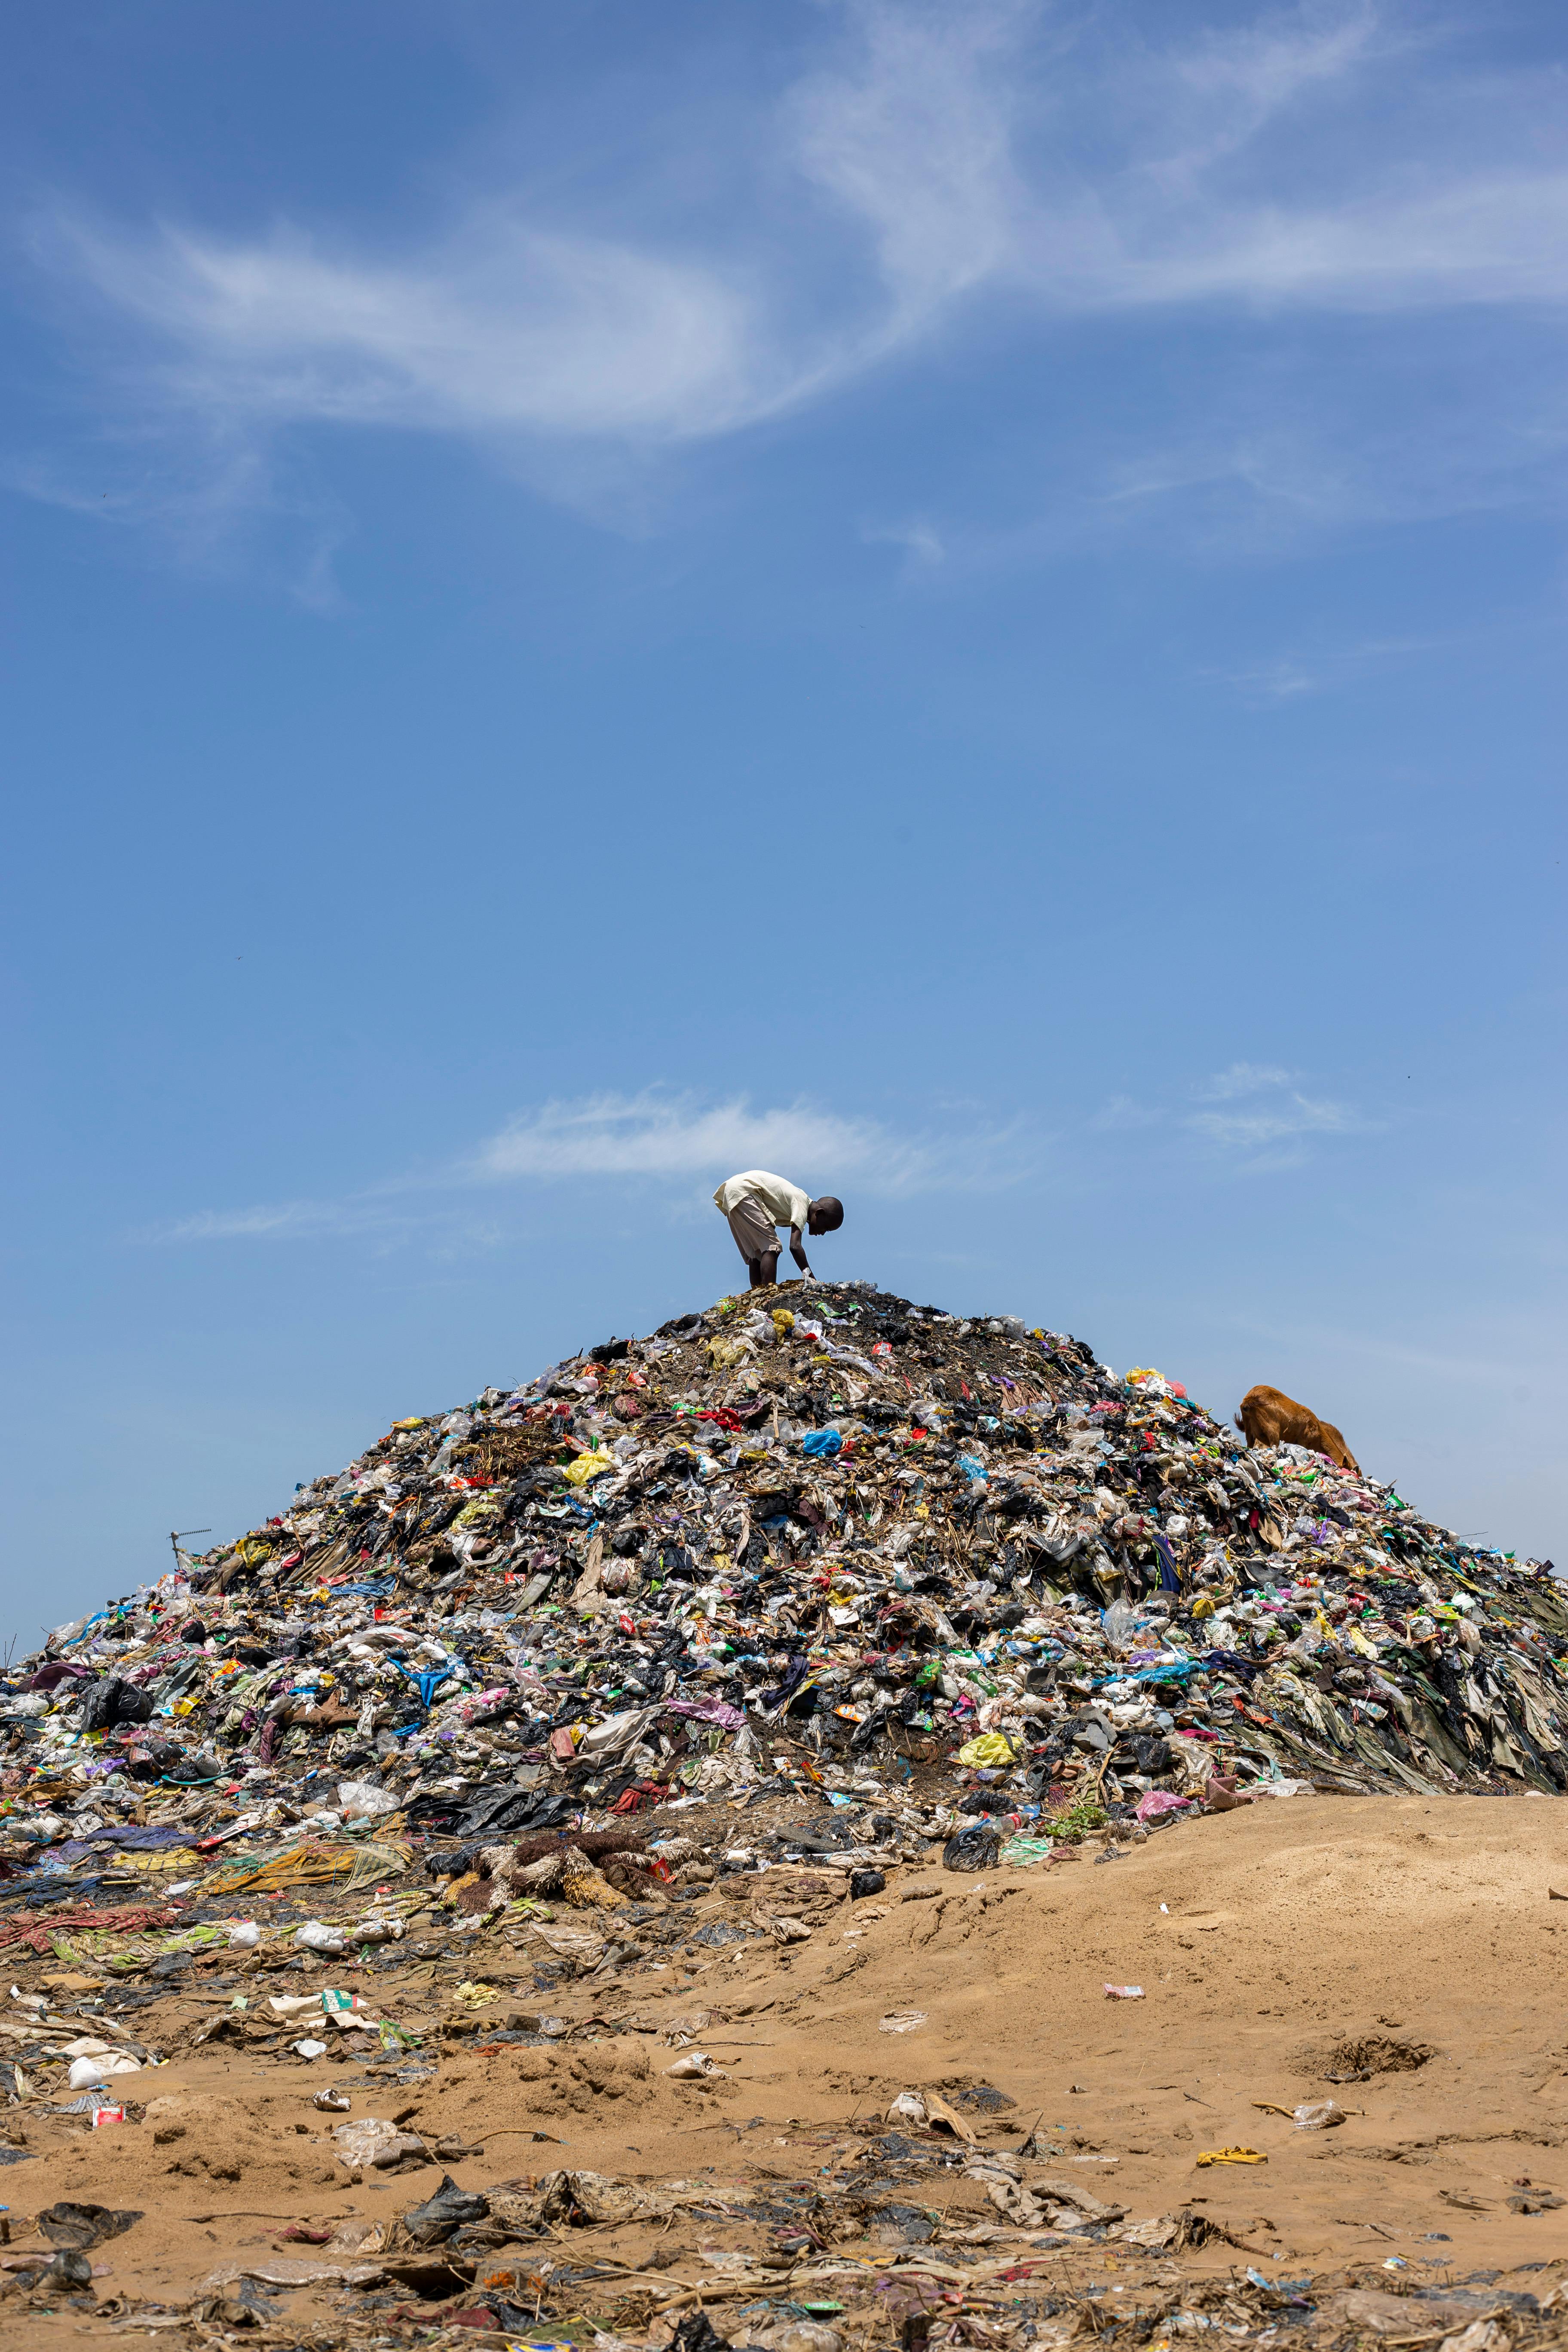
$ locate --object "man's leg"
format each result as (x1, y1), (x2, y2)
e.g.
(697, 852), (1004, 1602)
(729, 1198), (779, 1287)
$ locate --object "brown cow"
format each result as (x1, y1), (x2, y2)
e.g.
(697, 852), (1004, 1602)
(1235, 1383), (1360, 1475)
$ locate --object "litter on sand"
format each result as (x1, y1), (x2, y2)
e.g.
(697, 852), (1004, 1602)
(0, 1280), (1560, 2343)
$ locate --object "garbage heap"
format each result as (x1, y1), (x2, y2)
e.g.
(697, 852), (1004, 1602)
(4, 1283), (1564, 1886)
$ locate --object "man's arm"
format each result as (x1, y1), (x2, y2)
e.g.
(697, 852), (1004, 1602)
(788, 1225), (813, 1277)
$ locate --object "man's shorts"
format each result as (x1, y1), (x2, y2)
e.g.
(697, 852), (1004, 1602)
(725, 1194), (780, 1266)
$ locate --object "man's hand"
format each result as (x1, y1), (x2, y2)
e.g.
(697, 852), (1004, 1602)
(789, 1228), (812, 1277)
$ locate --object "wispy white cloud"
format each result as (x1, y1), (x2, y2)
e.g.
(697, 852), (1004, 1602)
(862, 516), (946, 570)
(154, 1197), (423, 1245)
(1088, 1093), (1162, 1132)
(1188, 1096), (1358, 1148)
(165, 1201), (342, 1241)
(1196, 1062), (1295, 1101)
(1078, 1063), (1366, 1169)
(148, 1087), (1037, 1244)
(466, 1090), (951, 1192)
(149, 1061), (1381, 1246)
(28, 5), (1029, 475)
(1188, 1094), (1361, 1152)
(1206, 622), (1514, 705)
(1213, 658), (1322, 701)
(1182, 1060), (1368, 1166)
(21, 0), (1568, 558)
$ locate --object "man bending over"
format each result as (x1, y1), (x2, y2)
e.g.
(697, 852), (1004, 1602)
(713, 1170), (843, 1289)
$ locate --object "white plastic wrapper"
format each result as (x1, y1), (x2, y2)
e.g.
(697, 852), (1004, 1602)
(67, 2052), (141, 2088)
(294, 1919), (347, 1955)
(337, 1779), (399, 1819)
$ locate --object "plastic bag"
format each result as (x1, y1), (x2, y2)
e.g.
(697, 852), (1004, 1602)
(1101, 1601), (1142, 1648)
(563, 1448), (616, 1486)
(337, 1780), (399, 1819)
(67, 2053), (140, 2089)
(400, 2171), (491, 2245)
(943, 1823), (999, 1873)
(754, 2326), (841, 2352)
(884, 2089), (976, 2142)
(955, 1732), (1017, 1768)
(332, 2116), (426, 2173)
(37, 2200), (142, 2250)
(1135, 1790), (1194, 1822)
(77, 1678), (154, 1733)
(294, 1920), (347, 1955)
(349, 1914), (405, 1946)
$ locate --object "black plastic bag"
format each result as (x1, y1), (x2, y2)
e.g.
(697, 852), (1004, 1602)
(38, 2201), (142, 2250)
(671, 2312), (732, 2352)
(38, 2248), (94, 2292)
(850, 1868), (886, 1899)
(77, 1679), (153, 1734)
(404, 1782), (576, 1841)
(399, 2172), (491, 2247)
(942, 1823), (999, 1873)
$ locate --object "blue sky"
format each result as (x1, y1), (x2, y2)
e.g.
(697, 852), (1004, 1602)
(3, 0), (1564, 1644)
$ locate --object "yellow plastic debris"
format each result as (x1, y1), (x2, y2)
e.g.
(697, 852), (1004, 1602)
(1195, 2147), (1268, 2166)
(452, 1980), (501, 2008)
(955, 1731), (1020, 1768)
(563, 1448), (616, 1487)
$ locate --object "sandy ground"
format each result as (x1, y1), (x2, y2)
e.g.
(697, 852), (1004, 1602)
(5, 1793), (1568, 2340)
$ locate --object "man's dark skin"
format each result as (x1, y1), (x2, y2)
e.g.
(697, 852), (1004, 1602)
(748, 1197), (842, 1289)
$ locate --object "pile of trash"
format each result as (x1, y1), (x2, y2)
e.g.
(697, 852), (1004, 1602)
(3, 1282), (1565, 1924)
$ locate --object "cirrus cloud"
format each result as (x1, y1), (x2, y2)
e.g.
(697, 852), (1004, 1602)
(146, 1087), (1038, 1246)
(20, 0), (1568, 570)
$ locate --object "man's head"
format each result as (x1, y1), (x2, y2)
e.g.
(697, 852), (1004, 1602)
(807, 1196), (844, 1236)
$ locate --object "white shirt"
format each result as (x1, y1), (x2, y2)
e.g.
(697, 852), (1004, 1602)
(713, 1170), (812, 1232)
